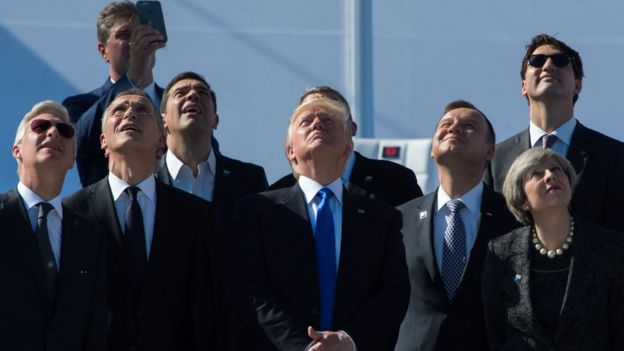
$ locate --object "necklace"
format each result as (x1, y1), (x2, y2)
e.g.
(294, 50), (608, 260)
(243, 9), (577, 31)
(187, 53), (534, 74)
(532, 217), (574, 259)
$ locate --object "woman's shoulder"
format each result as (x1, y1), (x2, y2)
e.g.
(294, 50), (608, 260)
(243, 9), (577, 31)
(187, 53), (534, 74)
(489, 226), (530, 254)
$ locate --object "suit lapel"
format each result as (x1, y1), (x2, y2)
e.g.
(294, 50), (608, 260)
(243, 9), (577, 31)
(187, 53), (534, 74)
(213, 153), (233, 205)
(347, 152), (375, 199)
(335, 191), (367, 300)
(411, 192), (444, 295)
(554, 218), (596, 342)
(505, 229), (553, 347)
(566, 123), (591, 183)
(2, 189), (50, 308)
(156, 158), (173, 186)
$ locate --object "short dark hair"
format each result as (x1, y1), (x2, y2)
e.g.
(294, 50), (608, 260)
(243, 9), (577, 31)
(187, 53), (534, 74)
(520, 34), (584, 104)
(442, 100), (496, 144)
(299, 86), (352, 120)
(160, 71), (216, 114)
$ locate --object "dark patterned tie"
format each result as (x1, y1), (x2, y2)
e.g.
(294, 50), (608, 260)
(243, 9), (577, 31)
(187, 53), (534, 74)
(124, 186), (147, 283)
(36, 202), (58, 302)
(542, 133), (557, 149)
(315, 187), (336, 330)
(441, 199), (466, 300)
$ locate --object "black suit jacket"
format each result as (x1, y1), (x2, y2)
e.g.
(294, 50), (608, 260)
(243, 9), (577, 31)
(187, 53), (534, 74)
(232, 185), (410, 351)
(395, 185), (520, 351)
(62, 78), (113, 123)
(64, 177), (231, 351)
(482, 217), (624, 351)
(269, 151), (423, 207)
(73, 76), (164, 187)
(484, 122), (624, 232)
(157, 151), (268, 231)
(0, 189), (107, 351)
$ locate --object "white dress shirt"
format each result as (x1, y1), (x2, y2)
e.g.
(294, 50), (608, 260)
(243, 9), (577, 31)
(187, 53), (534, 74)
(165, 149), (216, 201)
(529, 117), (577, 157)
(17, 181), (63, 270)
(298, 176), (343, 268)
(108, 173), (157, 258)
(434, 182), (484, 272)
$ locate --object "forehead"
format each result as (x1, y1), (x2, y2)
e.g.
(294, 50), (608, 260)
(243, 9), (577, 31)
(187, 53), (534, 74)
(32, 112), (64, 121)
(109, 94), (153, 111)
(438, 107), (484, 125)
(171, 78), (210, 92)
(532, 44), (563, 55)
(110, 19), (137, 33)
(295, 105), (342, 121)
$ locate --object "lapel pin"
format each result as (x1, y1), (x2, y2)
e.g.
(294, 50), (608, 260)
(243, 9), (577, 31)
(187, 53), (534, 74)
(357, 208), (365, 214)
(80, 270), (88, 274)
(513, 274), (522, 284)
(364, 176), (373, 183)
(419, 211), (428, 220)
(222, 170), (231, 176)
(485, 212), (493, 217)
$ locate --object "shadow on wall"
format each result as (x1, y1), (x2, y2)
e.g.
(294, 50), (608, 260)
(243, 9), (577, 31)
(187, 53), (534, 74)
(0, 25), (80, 193)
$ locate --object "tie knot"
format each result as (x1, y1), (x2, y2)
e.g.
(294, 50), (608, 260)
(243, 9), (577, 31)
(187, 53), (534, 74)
(125, 186), (140, 200)
(446, 199), (464, 213)
(317, 187), (334, 201)
(37, 202), (54, 218)
(542, 134), (557, 149)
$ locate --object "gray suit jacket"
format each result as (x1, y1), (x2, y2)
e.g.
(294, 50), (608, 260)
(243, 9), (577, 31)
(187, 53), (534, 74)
(482, 217), (624, 351)
(484, 122), (624, 232)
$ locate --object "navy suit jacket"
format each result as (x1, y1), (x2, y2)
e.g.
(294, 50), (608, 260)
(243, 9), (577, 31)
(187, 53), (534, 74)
(395, 185), (520, 351)
(482, 217), (624, 350)
(73, 76), (164, 187)
(62, 78), (113, 123)
(0, 189), (107, 351)
(232, 184), (410, 351)
(64, 177), (232, 351)
(269, 151), (423, 207)
(484, 122), (624, 232)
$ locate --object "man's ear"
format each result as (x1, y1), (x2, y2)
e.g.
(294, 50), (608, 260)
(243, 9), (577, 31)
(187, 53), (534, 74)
(12, 143), (22, 162)
(97, 42), (109, 63)
(287, 145), (298, 165)
(100, 133), (110, 159)
(213, 114), (220, 130)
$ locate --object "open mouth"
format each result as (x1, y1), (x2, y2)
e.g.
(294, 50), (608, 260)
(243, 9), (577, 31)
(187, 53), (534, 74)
(545, 185), (561, 193)
(182, 105), (201, 114)
(120, 124), (140, 133)
(38, 143), (61, 151)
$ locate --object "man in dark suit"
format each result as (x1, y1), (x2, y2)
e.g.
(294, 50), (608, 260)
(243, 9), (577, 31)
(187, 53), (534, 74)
(232, 97), (410, 350)
(395, 100), (520, 351)
(62, 1), (166, 186)
(0, 101), (107, 351)
(64, 90), (231, 350)
(156, 71), (268, 230)
(484, 33), (624, 232)
(269, 86), (422, 207)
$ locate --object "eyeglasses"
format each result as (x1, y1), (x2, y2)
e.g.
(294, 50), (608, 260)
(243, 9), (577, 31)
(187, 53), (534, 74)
(30, 119), (75, 139)
(528, 53), (571, 68)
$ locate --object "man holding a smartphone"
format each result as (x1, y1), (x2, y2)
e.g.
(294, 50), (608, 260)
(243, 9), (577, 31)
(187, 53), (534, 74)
(62, 1), (166, 187)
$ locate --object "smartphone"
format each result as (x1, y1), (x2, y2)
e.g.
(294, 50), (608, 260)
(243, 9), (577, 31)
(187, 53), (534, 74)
(136, 1), (168, 42)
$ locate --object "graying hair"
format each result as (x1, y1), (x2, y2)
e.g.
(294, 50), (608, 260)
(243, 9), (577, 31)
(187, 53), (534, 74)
(14, 100), (73, 146)
(502, 147), (576, 224)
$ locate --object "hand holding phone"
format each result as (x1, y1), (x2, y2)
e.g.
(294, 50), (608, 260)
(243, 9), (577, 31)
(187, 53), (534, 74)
(136, 1), (168, 43)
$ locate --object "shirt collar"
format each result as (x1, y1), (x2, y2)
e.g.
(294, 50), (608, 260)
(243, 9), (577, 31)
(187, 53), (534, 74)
(436, 181), (484, 215)
(529, 117), (577, 147)
(17, 181), (63, 218)
(166, 149), (216, 180)
(341, 151), (356, 183)
(108, 172), (156, 202)
(298, 175), (343, 206)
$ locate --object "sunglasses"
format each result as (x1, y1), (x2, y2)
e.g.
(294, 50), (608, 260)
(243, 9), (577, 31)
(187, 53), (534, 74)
(30, 119), (75, 139)
(528, 53), (571, 68)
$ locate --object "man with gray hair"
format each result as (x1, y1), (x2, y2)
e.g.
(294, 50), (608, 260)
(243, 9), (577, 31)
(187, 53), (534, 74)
(0, 101), (108, 350)
(64, 90), (231, 350)
(232, 97), (409, 350)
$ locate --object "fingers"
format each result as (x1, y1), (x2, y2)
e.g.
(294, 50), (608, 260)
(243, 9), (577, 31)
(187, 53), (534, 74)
(308, 326), (321, 340)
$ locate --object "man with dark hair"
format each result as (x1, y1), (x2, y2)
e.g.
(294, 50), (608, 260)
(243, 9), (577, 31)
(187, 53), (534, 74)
(485, 33), (624, 232)
(62, 1), (166, 187)
(157, 71), (268, 231)
(0, 101), (107, 351)
(64, 90), (231, 351)
(269, 86), (423, 207)
(232, 97), (410, 350)
(396, 100), (519, 351)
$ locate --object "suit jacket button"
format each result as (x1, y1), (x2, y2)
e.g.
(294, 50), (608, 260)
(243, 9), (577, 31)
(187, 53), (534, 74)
(311, 308), (319, 316)
(137, 309), (144, 317)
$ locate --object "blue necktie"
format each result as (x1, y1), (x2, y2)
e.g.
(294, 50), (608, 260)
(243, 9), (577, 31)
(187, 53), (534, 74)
(315, 188), (336, 330)
(441, 199), (466, 300)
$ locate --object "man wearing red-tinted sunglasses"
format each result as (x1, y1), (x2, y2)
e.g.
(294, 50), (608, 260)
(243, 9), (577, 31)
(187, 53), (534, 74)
(0, 101), (108, 350)
(485, 33), (624, 233)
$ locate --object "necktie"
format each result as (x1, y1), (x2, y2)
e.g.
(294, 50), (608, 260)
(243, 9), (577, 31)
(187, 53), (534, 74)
(124, 186), (147, 282)
(542, 133), (557, 149)
(36, 202), (58, 302)
(441, 199), (466, 300)
(315, 188), (336, 330)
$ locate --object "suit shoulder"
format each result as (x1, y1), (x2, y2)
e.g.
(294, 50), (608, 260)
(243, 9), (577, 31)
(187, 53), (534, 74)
(580, 124), (624, 148)
(359, 154), (416, 176)
(159, 181), (215, 208)
(489, 226), (527, 252)
(397, 192), (430, 212)
(219, 154), (265, 172)
(268, 174), (297, 190)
